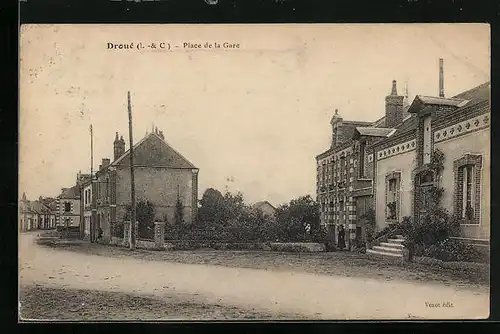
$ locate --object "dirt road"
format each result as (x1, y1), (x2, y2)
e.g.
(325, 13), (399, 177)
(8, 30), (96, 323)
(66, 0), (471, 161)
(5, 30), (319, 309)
(19, 233), (489, 320)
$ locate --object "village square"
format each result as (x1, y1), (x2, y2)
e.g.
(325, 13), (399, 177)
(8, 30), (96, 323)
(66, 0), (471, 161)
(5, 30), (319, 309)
(19, 25), (490, 320)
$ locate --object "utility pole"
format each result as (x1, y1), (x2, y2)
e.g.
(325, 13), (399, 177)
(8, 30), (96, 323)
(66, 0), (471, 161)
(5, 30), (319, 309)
(90, 124), (96, 243)
(127, 91), (137, 250)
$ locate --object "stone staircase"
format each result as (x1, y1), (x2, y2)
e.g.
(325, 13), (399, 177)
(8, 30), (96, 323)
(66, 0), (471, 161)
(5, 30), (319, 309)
(366, 234), (407, 264)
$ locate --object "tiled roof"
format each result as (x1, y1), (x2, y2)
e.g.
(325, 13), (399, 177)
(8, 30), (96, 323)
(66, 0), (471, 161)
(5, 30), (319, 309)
(59, 185), (80, 199)
(108, 132), (196, 170)
(453, 82), (490, 101)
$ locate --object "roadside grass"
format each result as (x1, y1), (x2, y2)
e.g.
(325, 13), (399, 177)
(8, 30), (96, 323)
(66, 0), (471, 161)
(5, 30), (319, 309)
(38, 241), (489, 290)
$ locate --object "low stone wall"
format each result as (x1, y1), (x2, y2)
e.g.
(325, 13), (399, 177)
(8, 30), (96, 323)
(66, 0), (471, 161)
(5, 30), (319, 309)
(137, 239), (156, 250)
(268, 242), (326, 253)
(164, 240), (326, 252)
(108, 220), (326, 253)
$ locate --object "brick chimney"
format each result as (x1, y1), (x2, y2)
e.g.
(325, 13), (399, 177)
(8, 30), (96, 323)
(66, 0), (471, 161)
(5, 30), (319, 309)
(439, 58), (445, 98)
(330, 109), (343, 149)
(113, 132), (125, 160)
(101, 158), (111, 168)
(385, 80), (405, 128)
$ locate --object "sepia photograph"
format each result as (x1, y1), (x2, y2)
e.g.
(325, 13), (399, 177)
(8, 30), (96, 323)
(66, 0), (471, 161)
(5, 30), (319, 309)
(18, 23), (490, 321)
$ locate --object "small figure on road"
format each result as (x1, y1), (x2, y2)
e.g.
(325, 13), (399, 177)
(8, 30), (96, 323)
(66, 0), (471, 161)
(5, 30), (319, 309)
(337, 225), (346, 251)
(98, 227), (103, 241)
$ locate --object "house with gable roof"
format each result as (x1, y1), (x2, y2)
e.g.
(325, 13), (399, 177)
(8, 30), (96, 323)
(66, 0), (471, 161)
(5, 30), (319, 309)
(253, 201), (277, 219)
(90, 128), (199, 243)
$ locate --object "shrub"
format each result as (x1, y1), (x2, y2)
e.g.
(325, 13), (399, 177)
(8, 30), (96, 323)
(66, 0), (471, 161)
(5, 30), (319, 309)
(124, 200), (155, 240)
(361, 209), (376, 242)
(423, 238), (485, 263)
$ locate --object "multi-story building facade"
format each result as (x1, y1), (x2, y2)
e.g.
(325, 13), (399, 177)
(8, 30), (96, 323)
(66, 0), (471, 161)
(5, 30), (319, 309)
(80, 179), (92, 240)
(88, 128), (199, 243)
(316, 79), (410, 249)
(316, 59), (490, 251)
(55, 181), (82, 231)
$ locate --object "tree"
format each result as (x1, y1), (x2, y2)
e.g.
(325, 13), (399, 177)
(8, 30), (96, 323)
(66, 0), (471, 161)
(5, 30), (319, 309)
(175, 197), (184, 225)
(403, 149), (460, 261)
(198, 188), (225, 224)
(124, 200), (155, 239)
(275, 195), (320, 242)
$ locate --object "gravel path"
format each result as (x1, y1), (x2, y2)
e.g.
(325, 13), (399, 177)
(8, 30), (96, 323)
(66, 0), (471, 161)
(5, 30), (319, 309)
(19, 233), (489, 320)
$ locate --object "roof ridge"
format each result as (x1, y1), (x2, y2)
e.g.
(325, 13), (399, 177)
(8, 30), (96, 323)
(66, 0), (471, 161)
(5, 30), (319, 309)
(110, 131), (196, 169)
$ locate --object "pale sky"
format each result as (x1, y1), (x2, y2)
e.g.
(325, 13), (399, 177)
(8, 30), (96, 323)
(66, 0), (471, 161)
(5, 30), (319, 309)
(19, 24), (490, 206)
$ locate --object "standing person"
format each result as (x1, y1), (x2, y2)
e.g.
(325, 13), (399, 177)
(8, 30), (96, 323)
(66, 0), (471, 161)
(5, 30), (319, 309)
(338, 224), (346, 251)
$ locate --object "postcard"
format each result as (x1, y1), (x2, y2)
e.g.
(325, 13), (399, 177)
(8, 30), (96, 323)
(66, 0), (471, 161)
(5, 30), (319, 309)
(19, 23), (490, 321)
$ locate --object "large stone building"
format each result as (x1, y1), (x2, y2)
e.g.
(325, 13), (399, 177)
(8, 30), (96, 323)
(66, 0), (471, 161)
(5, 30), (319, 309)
(316, 59), (490, 252)
(85, 128), (199, 243)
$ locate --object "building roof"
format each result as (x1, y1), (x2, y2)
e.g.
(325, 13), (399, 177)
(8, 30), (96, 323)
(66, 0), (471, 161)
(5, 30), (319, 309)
(407, 95), (469, 114)
(253, 201), (276, 210)
(20, 199), (51, 215)
(354, 127), (396, 138)
(372, 116), (386, 127)
(106, 132), (197, 170)
(369, 82), (489, 150)
(452, 81), (490, 101)
(59, 185), (80, 199)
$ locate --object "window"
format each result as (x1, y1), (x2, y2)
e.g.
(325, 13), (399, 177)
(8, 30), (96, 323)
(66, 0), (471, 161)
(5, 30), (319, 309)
(64, 202), (71, 212)
(453, 154), (482, 225)
(339, 156), (346, 183)
(461, 165), (474, 220)
(385, 172), (401, 221)
(423, 116), (432, 164)
(358, 141), (366, 178)
(106, 177), (109, 199)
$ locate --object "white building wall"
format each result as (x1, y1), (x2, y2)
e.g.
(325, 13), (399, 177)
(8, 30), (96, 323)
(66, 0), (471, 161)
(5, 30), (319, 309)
(375, 150), (417, 231)
(434, 126), (490, 240)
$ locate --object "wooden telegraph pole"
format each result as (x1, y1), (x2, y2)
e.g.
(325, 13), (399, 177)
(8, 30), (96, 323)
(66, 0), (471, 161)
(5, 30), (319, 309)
(127, 91), (137, 250)
(90, 124), (96, 243)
